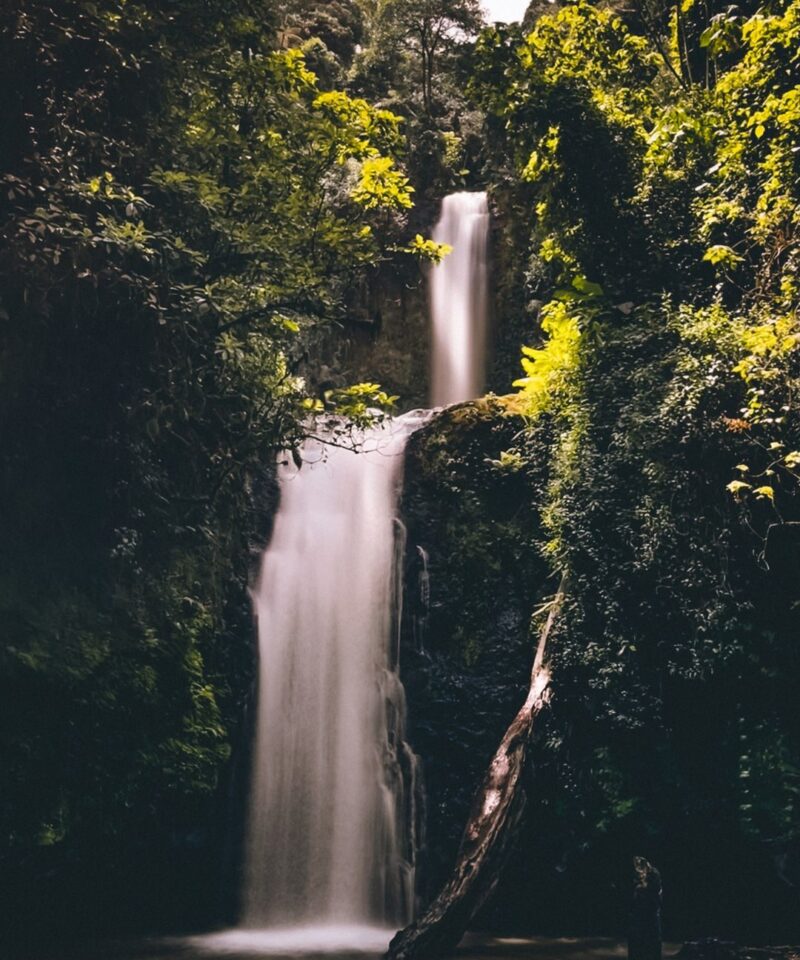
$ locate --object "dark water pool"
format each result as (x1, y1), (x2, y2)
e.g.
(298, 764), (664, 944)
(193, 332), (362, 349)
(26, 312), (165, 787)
(23, 932), (680, 960)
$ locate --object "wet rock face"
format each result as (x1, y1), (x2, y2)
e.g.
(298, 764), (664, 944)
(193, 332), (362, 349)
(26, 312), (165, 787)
(399, 398), (551, 914)
(299, 260), (431, 411)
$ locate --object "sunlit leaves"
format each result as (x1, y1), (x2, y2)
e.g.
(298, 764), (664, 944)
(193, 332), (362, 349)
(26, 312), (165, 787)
(699, 9), (743, 58)
(521, 126), (560, 183)
(313, 90), (405, 160)
(323, 381), (399, 425)
(703, 243), (743, 267)
(726, 479), (751, 496)
(514, 301), (584, 416)
(352, 156), (414, 210)
(404, 234), (452, 262)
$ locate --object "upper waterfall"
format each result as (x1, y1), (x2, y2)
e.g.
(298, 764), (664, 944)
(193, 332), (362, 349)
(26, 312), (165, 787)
(429, 192), (490, 407)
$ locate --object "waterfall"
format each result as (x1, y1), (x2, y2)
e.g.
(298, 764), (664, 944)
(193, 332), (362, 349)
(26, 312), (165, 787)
(197, 193), (491, 957)
(237, 412), (429, 946)
(412, 546), (430, 653)
(429, 192), (490, 407)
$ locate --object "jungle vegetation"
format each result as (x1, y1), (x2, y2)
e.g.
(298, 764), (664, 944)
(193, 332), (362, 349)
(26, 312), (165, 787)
(1, 0), (799, 947)
(470, 0), (800, 938)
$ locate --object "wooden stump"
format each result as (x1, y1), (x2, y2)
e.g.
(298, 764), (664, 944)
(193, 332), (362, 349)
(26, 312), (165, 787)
(629, 856), (662, 960)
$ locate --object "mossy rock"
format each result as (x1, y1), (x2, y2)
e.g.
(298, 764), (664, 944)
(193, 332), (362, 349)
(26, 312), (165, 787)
(399, 396), (552, 907)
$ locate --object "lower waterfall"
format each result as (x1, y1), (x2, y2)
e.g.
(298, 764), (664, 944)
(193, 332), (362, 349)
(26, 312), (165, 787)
(237, 412), (429, 945)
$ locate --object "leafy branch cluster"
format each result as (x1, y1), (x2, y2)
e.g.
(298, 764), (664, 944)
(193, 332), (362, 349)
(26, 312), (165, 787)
(0, 0), (440, 932)
(469, 0), (800, 932)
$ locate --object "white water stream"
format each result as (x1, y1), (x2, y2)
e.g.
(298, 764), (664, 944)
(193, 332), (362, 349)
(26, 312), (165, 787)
(214, 192), (490, 952)
(430, 192), (490, 406)
(238, 413), (429, 944)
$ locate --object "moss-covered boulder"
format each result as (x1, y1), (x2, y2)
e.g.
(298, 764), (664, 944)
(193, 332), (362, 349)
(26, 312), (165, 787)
(399, 397), (552, 911)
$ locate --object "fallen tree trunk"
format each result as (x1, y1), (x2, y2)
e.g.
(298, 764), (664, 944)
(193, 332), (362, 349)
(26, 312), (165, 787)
(386, 576), (567, 960)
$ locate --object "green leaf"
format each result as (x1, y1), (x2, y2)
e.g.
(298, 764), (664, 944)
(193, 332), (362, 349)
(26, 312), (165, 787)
(703, 245), (743, 267)
(405, 234), (452, 263)
(572, 275), (604, 297)
(726, 479), (751, 496)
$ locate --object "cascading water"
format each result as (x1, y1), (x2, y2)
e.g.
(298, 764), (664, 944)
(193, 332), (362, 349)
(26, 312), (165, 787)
(235, 413), (429, 949)
(429, 192), (490, 407)
(199, 193), (489, 956)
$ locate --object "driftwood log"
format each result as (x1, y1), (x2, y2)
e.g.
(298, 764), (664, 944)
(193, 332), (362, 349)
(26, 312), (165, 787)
(629, 856), (663, 960)
(385, 577), (567, 960)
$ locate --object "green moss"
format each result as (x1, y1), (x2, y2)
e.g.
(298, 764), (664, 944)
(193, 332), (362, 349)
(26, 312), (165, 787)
(402, 398), (550, 666)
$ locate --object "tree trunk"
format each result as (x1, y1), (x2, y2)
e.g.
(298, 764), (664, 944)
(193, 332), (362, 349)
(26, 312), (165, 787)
(629, 857), (662, 960)
(385, 578), (566, 960)
(422, 46), (432, 117)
